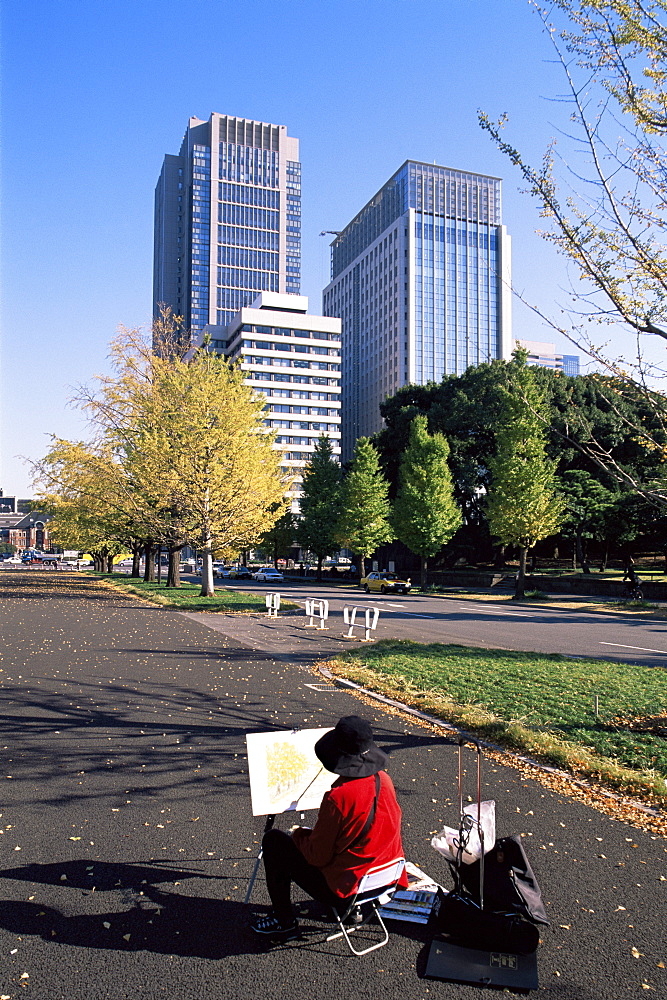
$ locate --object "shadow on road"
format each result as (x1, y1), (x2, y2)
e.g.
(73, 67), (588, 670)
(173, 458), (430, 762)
(0, 858), (429, 961)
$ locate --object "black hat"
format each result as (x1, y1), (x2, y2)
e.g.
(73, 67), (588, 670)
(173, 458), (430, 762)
(315, 716), (388, 777)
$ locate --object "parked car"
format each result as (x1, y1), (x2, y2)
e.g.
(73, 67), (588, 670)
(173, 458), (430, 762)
(229, 565), (253, 579)
(213, 563), (230, 578)
(252, 568), (284, 582)
(359, 571), (412, 595)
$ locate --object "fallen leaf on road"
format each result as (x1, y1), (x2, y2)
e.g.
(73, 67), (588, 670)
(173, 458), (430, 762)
(69, 836), (81, 841)
(103, 922), (111, 929)
(632, 947), (643, 958)
(122, 934), (131, 942)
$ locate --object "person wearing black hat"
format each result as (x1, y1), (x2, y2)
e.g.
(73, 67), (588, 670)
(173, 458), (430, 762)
(250, 715), (407, 941)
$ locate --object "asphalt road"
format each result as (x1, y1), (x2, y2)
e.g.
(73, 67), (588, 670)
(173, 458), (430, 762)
(212, 578), (667, 670)
(1, 571), (665, 1000)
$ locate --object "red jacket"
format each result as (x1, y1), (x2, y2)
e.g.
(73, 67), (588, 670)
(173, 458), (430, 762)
(291, 770), (408, 898)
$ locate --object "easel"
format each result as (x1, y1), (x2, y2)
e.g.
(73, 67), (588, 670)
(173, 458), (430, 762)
(244, 813), (276, 904)
(244, 726), (333, 905)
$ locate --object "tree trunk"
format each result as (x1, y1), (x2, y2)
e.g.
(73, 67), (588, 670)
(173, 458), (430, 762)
(157, 547), (162, 584)
(576, 530), (591, 574)
(514, 546), (528, 599)
(358, 554), (366, 580)
(143, 543), (156, 583)
(420, 555), (428, 590)
(317, 554), (323, 581)
(200, 544), (214, 597)
(493, 544), (506, 569)
(131, 545), (141, 578)
(166, 546), (182, 588)
(106, 554), (114, 573)
(599, 542), (609, 573)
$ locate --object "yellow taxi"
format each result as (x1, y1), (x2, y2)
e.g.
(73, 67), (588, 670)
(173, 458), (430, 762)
(359, 571), (412, 595)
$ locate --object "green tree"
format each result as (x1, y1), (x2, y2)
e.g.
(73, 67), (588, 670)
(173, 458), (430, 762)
(336, 437), (394, 579)
(260, 507), (296, 568)
(557, 469), (617, 572)
(296, 436), (343, 580)
(487, 361), (565, 598)
(393, 415), (461, 588)
(480, 1), (667, 503)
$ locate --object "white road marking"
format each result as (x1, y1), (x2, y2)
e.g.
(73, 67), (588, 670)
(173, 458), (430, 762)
(600, 642), (667, 655)
(387, 603), (405, 608)
(458, 605), (533, 617)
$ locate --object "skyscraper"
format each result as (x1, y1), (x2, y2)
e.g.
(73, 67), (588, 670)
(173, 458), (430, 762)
(153, 113), (301, 340)
(322, 160), (512, 460)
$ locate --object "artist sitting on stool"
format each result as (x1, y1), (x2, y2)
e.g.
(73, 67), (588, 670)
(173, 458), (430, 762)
(250, 715), (407, 941)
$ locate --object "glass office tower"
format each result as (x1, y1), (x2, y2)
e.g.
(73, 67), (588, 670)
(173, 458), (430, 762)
(323, 160), (512, 461)
(153, 113), (301, 341)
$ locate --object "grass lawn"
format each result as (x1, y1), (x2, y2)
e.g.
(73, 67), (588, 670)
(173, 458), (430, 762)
(324, 640), (667, 806)
(94, 572), (287, 613)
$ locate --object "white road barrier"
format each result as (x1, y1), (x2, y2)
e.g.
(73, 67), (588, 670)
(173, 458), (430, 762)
(343, 605), (380, 641)
(265, 593), (281, 618)
(305, 598), (329, 629)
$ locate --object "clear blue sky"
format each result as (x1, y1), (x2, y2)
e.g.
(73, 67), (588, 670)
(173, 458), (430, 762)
(3, 0), (584, 497)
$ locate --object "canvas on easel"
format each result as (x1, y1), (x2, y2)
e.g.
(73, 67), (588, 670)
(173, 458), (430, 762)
(245, 727), (336, 816)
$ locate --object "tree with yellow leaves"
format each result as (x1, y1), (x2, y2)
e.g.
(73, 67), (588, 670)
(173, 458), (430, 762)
(36, 314), (289, 595)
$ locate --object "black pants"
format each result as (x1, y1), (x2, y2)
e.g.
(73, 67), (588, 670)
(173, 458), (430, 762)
(262, 828), (344, 924)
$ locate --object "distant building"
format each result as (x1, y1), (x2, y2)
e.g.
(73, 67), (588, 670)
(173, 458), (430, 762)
(518, 339), (580, 376)
(194, 292), (341, 509)
(153, 112), (301, 345)
(323, 159), (512, 460)
(0, 490), (17, 514)
(1, 511), (53, 552)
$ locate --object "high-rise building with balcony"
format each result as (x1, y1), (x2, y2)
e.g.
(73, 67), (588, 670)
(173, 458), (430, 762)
(153, 113), (301, 342)
(192, 292), (341, 510)
(323, 160), (512, 460)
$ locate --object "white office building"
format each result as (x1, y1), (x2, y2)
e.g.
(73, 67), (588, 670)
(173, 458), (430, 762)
(517, 339), (580, 376)
(195, 292), (341, 509)
(323, 160), (512, 460)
